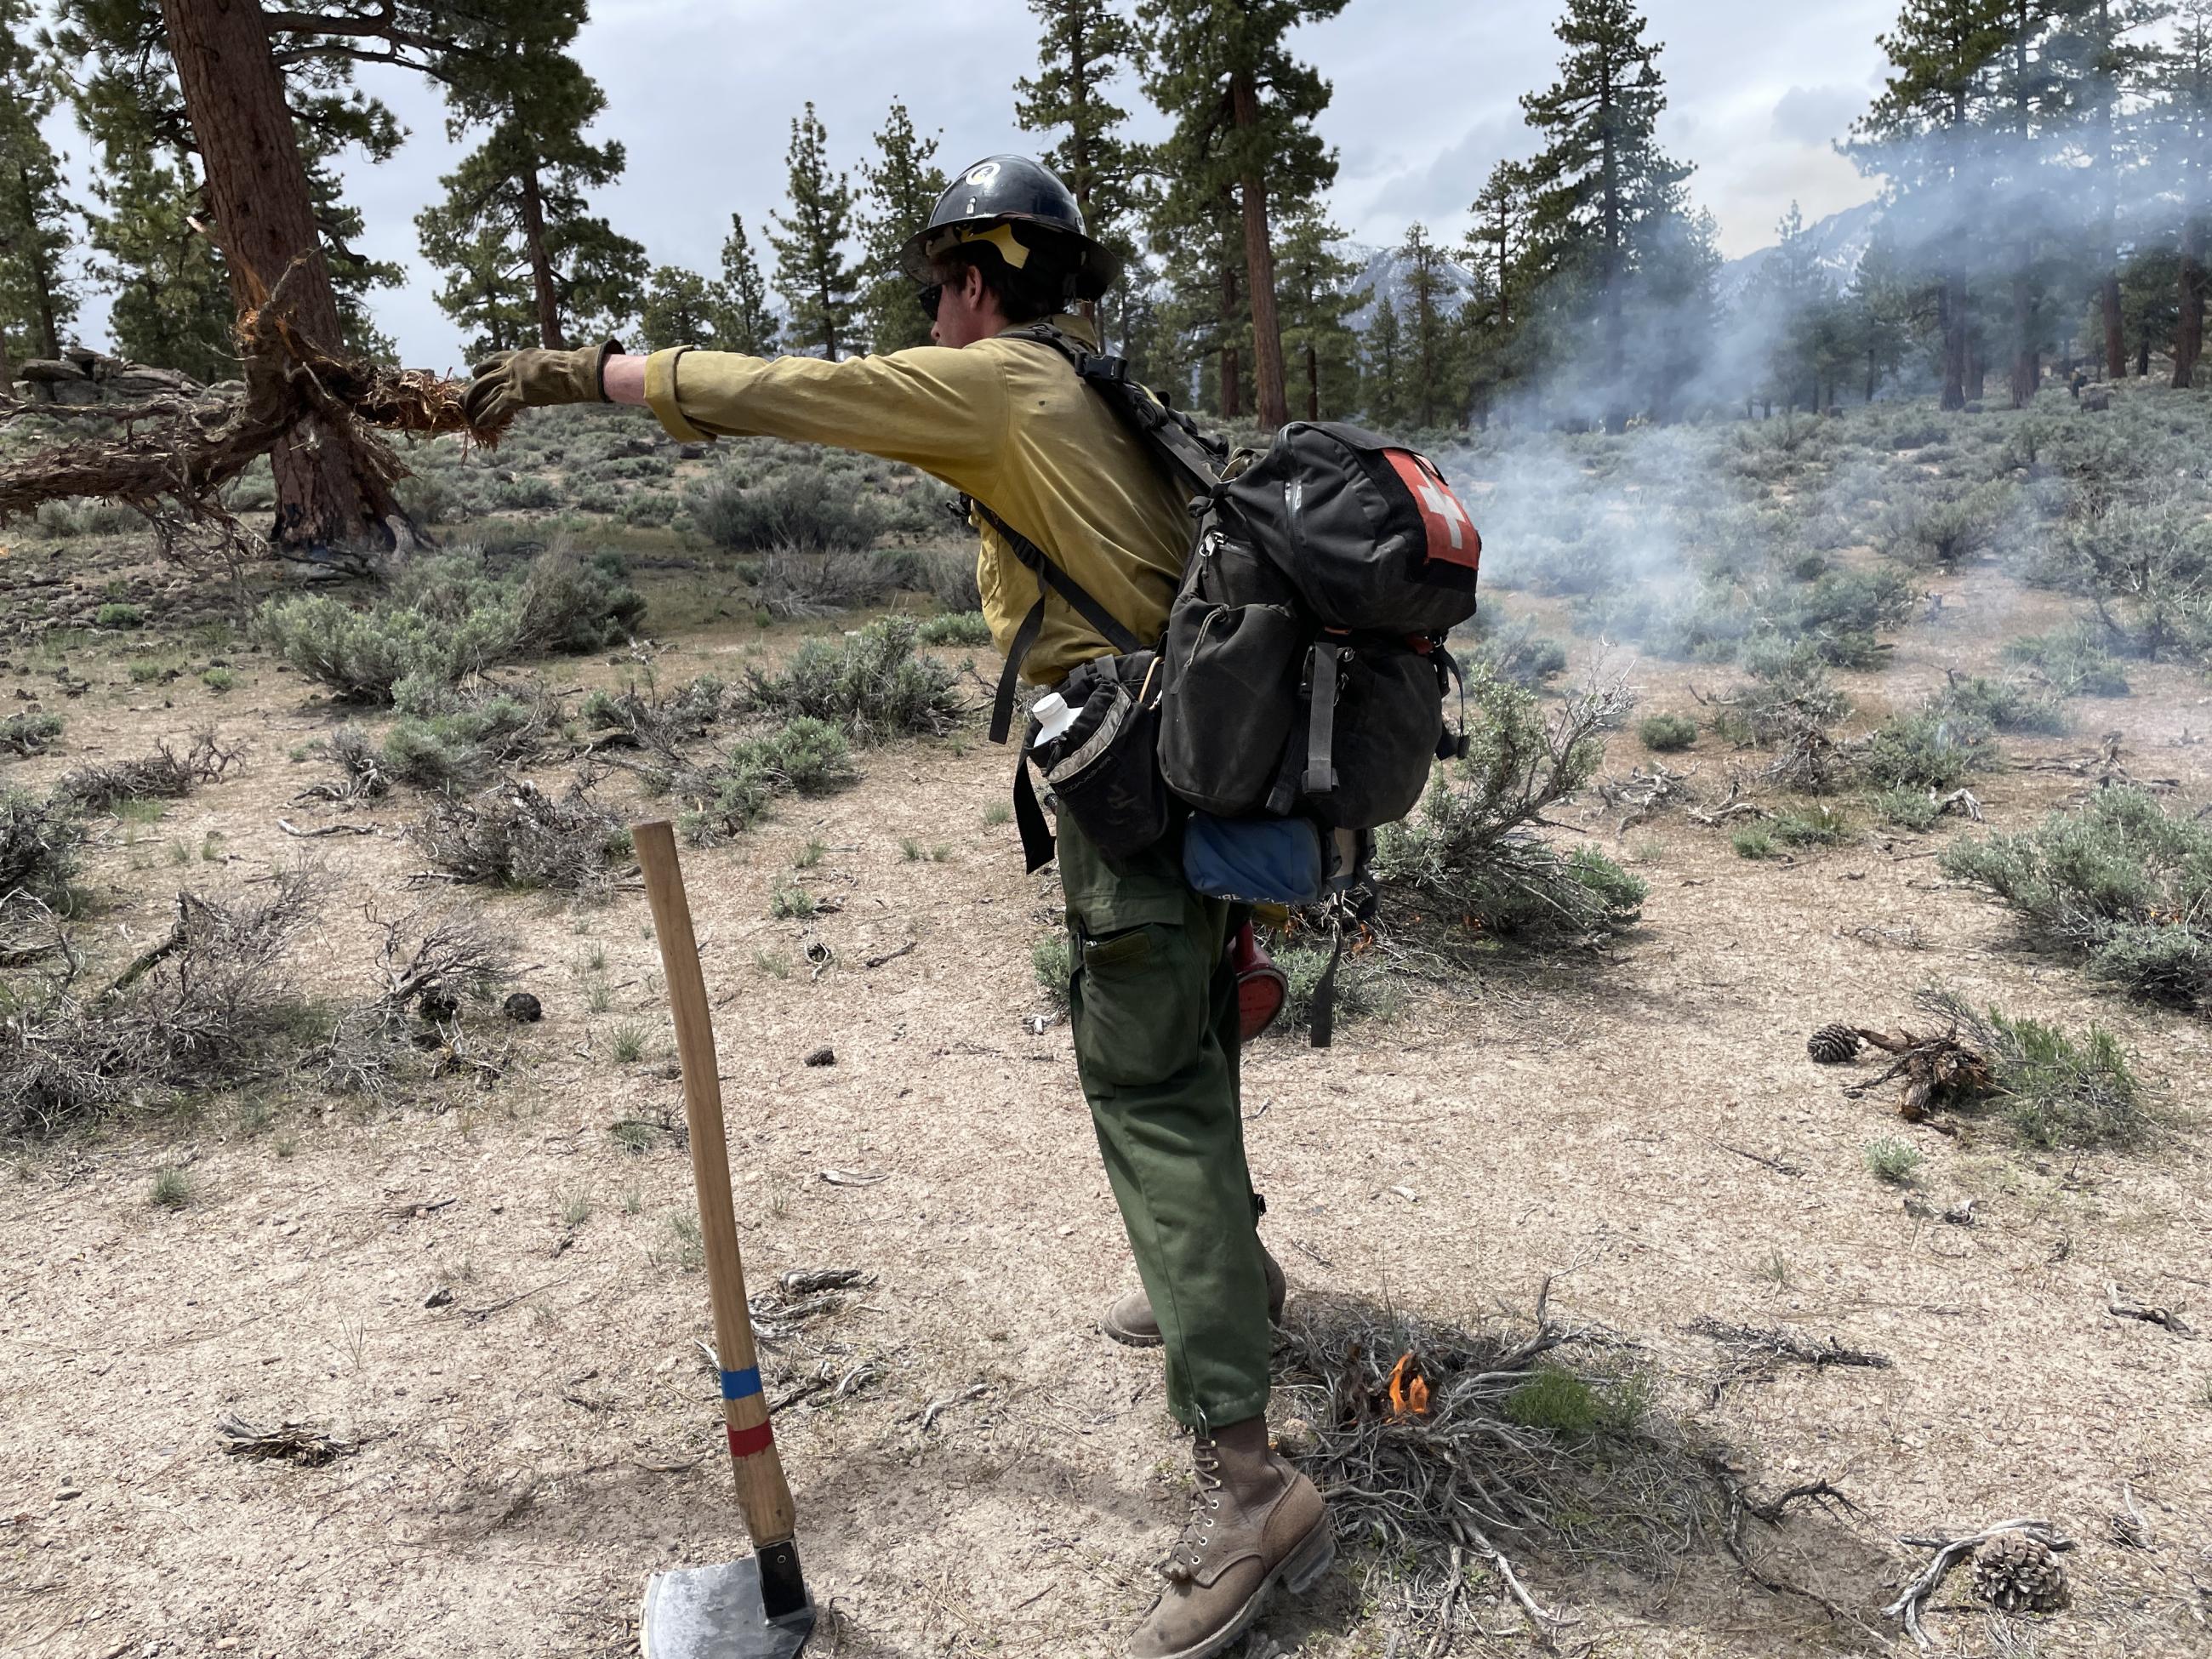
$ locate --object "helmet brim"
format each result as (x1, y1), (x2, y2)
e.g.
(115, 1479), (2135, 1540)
(898, 214), (1123, 304)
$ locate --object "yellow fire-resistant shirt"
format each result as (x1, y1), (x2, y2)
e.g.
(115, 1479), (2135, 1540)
(641, 316), (1192, 687)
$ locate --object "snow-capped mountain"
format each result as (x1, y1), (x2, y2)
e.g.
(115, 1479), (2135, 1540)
(1715, 198), (1883, 305)
(1342, 241), (1482, 334)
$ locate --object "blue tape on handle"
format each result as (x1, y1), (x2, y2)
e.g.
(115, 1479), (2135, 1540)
(720, 1365), (762, 1401)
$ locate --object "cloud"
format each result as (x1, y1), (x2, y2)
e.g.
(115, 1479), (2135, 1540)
(1355, 108), (1536, 232)
(1770, 84), (1864, 149)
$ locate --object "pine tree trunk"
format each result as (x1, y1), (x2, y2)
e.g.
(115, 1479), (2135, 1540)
(157, 0), (396, 552)
(517, 163), (567, 349)
(1305, 339), (1319, 422)
(1966, 330), (1986, 402)
(31, 247), (60, 360)
(1219, 259), (1241, 420)
(1229, 69), (1288, 430)
(2173, 219), (2205, 389)
(1939, 273), (1966, 410)
(2010, 270), (2037, 408)
(1865, 347), (1877, 406)
(2137, 334), (2151, 378)
(2101, 272), (2124, 379)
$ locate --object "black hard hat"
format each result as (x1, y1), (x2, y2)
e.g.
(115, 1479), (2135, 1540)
(897, 154), (1122, 303)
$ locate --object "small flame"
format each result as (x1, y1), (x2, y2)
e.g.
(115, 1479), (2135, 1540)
(1386, 1351), (1430, 1419)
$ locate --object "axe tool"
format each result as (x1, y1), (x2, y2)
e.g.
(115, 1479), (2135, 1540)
(635, 820), (815, 1659)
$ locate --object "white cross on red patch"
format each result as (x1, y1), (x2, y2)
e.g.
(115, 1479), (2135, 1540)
(1383, 450), (1481, 573)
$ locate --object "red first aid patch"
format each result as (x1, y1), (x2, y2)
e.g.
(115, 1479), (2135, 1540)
(1383, 450), (1481, 573)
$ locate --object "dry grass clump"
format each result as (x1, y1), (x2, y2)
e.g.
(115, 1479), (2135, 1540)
(1273, 1288), (1726, 1637)
(314, 904), (516, 1099)
(580, 672), (728, 768)
(52, 732), (241, 813)
(413, 778), (631, 895)
(0, 868), (325, 1137)
(748, 548), (903, 620)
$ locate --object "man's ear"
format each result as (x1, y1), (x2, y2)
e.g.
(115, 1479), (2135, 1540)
(961, 263), (990, 309)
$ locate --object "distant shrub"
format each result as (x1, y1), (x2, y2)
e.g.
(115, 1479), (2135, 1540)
(1031, 933), (1072, 1006)
(1857, 710), (1999, 791)
(0, 712), (63, 757)
(1873, 787), (1942, 831)
(1731, 824), (1776, 859)
(382, 686), (553, 793)
(200, 667), (237, 693)
(923, 548), (983, 613)
(743, 616), (964, 743)
(749, 549), (901, 619)
(1929, 672), (2070, 735)
(1274, 941), (1394, 1032)
(674, 718), (856, 841)
(256, 547), (641, 702)
(1638, 712), (1697, 751)
(1939, 786), (2212, 1007)
(694, 464), (887, 551)
(1771, 805), (1853, 847)
(1874, 480), (2019, 569)
(1462, 611), (1571, 685)
(416, 778), (631, 894)
(95, 602), (145, 629)
(1712, 640), (1850, 747)
(1770, 567), (1917, 666)
(917, 611), (993, 647)
(2002, 626), (2130, 698)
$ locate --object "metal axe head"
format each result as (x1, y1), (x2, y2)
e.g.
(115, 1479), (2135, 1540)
(640, 1544), (814, 1659)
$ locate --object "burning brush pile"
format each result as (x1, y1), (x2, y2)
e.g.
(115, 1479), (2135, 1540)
(1270, 1284), (1738, 1639)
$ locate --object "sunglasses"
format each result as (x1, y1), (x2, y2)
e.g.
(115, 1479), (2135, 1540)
(917, 283), (944, 322)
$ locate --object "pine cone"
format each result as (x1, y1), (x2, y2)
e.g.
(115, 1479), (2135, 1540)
(1971, 1531), (2071, 1614)
(1806, 1022), (1862, 1064)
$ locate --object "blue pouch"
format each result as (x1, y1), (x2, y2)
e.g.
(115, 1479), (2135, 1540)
(1182, 812), (1325, 907)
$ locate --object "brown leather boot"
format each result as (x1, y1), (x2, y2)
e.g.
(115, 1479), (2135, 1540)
(1101, 1246), (1287, 1349)
(1130, 1417), (1332, 1659)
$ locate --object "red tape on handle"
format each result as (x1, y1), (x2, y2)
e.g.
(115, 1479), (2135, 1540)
(726, 1419), (774, 1458)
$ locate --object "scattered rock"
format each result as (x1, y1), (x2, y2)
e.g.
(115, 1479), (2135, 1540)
(502, 991), (542, 1023)
(424, 1285), (453, 1308)
(803, 1045), (835, 1068)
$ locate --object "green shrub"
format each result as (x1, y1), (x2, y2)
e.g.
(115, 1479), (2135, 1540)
(200, 667), (237, 693)
(1716, 640), (1850, 746)
(693, 464), (887, 551)
(743, 616), (964, 742)
(1874, 480), (2019, 568)
(2002, 626), (2130, 697)
(767, 886), (817, 921)
(1731, 824), (1776, 859)
(256, 547), (642, 703)
(924, 547), (983, 613)
(1863, 1137), (1923, 1185)
(1857, 710), (1999, 791)
(0, 789), (80, 906)
(1930, 673), (2070, 735)
(1873, 787), (1942, 831)
(1984, 1007), (2152, 1149)
(1638, 712), (1697, 751)
(1771, 804), (1853, 847)
(381, 692), (549, 792)
(1031, 933), (1072, 1006)
(0, 712), (63, 757)
(1460, 610), (1571, 685)
(1273, 940), (1394, 1032)
(676, 718), (857, 841)
(95, 602), (145, 629)
(749, 549), (902, 619)
(150, 1166), (196, 1209)
(917, 611), (994, 647)
(1939, 787), (2212, 1006)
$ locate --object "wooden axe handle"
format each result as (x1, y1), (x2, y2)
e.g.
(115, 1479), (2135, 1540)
(634, 820), (796, 1548)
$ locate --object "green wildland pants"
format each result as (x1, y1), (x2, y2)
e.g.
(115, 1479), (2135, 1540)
(1058, 813), (1272, 1430)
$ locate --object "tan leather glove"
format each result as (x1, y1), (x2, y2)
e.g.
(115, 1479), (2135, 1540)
(461, 337), (622, 428)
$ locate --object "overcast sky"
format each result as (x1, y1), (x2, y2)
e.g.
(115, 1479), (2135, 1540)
(44, 0), (1901, 369)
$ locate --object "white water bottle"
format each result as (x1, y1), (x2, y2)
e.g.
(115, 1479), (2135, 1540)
(1031, 691), (1080, 746)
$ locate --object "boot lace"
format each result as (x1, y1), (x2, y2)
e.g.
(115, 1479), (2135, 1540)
(1160, 1435), (1224, 1585)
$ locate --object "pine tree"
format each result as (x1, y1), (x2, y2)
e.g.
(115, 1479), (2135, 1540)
(1361, 293), (1404, 429)
(1519, 0), (1700, 429)
(1137, 0), (1348, 430)
(2155, 3), (2212, 385)
(1015, 0), (1144, 329)
(1274, 207), (1360, 419)
(83, 143), (234, 382)
(1746, 202), (1837, 409)
(414, 201), (533, 356)
(1461, 162), (1536, 418)
(1853, 0), (2013, 409)
(770, 103), (859, 361)
(52, 0), (579, 550)
(639, 265), (721, 351)
(430, 45), (644, 350)
(855, 100), (945, 354)
(0, 2), (79, 378)
(1395, 224), (1459, 429)
(715, 213), (780, 356)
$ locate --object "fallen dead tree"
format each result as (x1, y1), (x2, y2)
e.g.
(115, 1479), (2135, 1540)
(0, 259), (511, 563)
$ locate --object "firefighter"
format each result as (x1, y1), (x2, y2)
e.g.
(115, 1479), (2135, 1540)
(464, 155), (1328, 1658)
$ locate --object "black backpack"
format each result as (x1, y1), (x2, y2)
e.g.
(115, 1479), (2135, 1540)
(972, 325), (1481, 873)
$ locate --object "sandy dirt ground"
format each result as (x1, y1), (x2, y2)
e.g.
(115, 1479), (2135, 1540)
(3, 539), (2209, 1659)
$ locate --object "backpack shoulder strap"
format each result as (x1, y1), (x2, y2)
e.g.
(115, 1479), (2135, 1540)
(1003, 322), (1229, 493)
